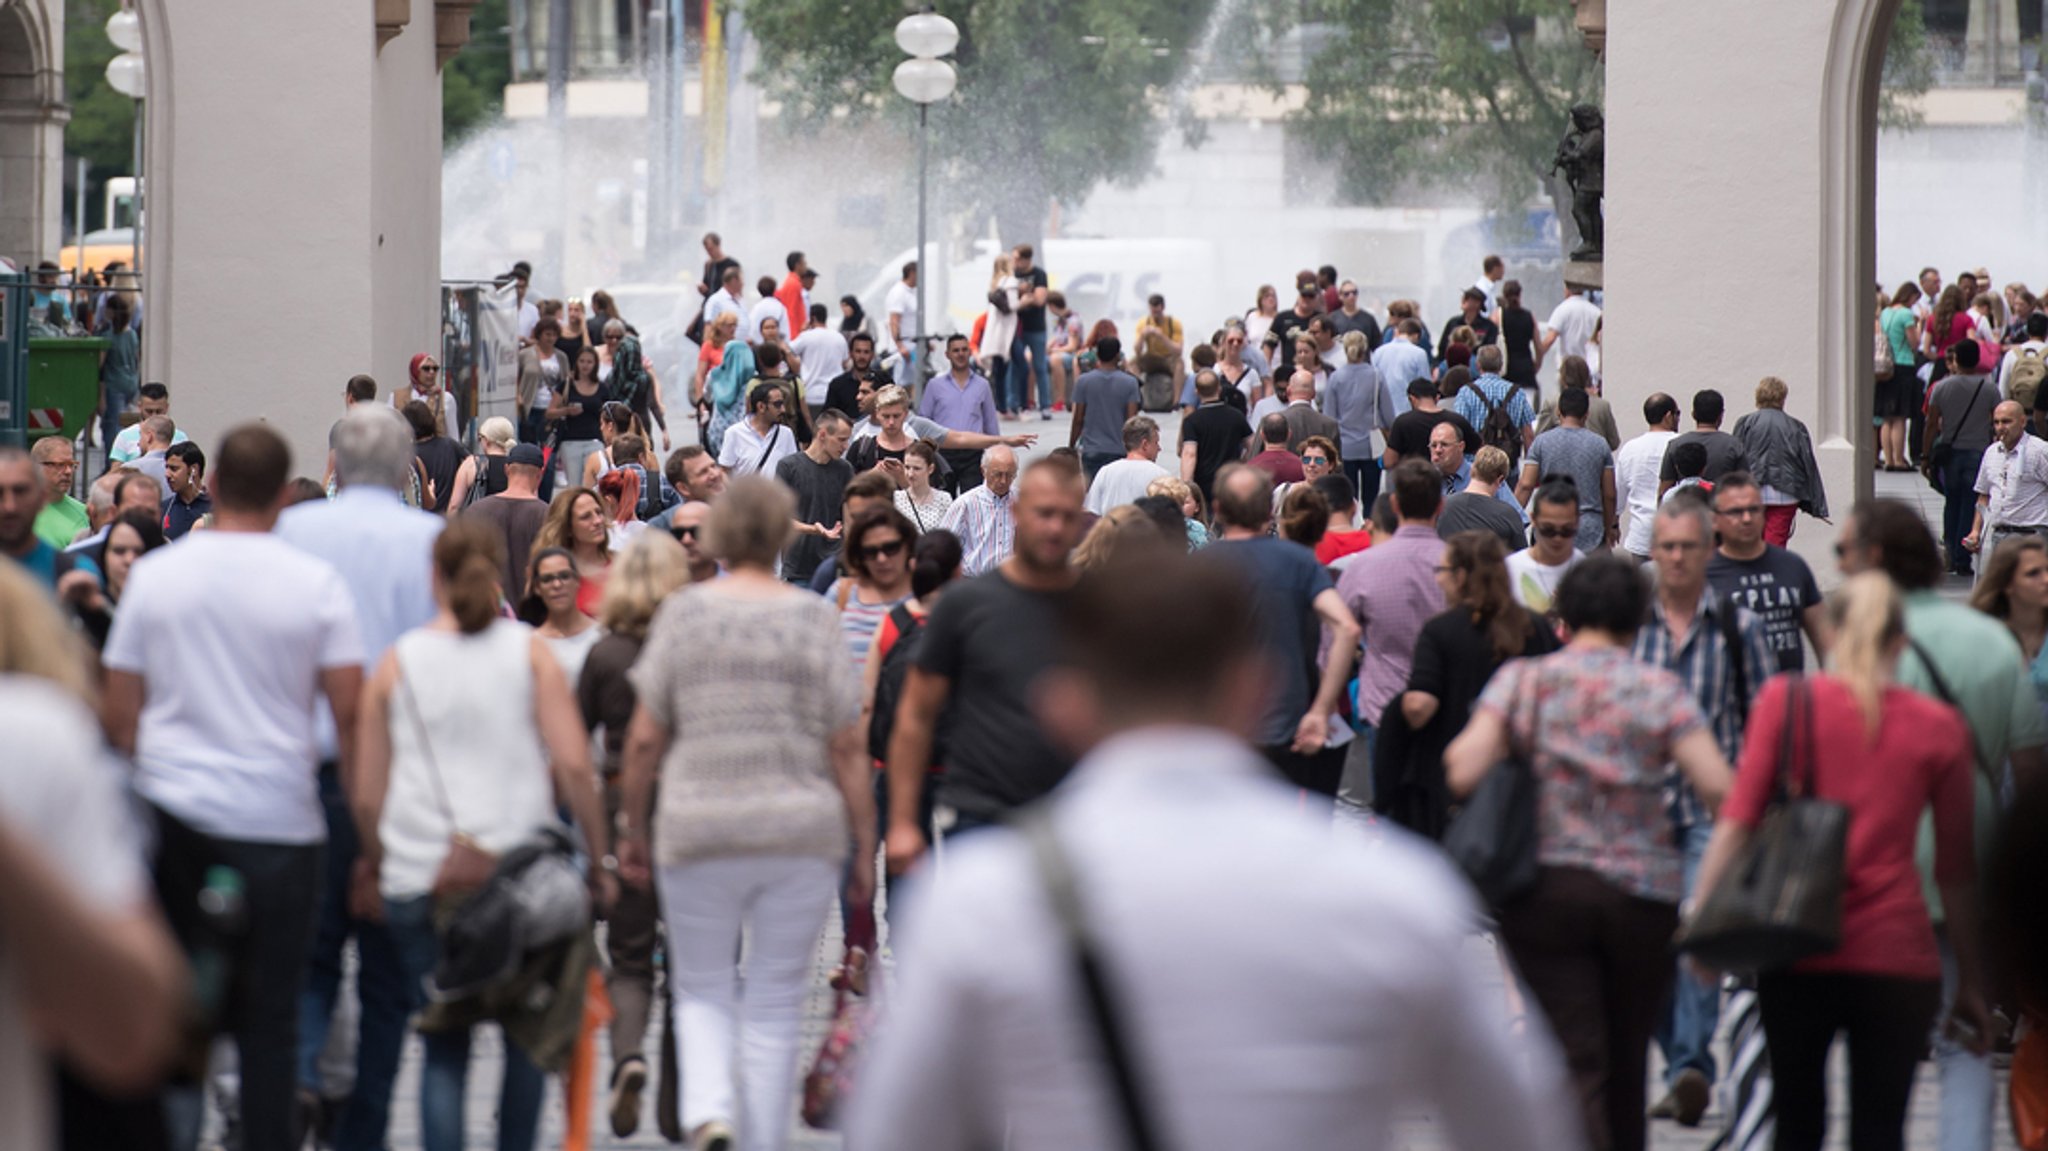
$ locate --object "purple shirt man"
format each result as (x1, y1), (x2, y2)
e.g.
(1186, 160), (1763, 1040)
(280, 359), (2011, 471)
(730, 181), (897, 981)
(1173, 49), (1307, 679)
(1336, 506), (1447, 725)
(919, 336), (1002, 435)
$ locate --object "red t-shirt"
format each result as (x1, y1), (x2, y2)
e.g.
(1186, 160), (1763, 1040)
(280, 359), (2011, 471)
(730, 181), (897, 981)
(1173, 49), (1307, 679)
(1315, 529), (1373, 566)
(1722, 675), (1974, 980)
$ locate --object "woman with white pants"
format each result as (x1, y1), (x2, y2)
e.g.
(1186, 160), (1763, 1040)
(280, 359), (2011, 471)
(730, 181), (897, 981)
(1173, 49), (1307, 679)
(618, 476), (877, 1151)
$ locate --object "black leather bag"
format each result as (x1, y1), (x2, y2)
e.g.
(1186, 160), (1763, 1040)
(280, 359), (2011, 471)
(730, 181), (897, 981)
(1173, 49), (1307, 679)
(1442, 753), (1541, 909)
(1675, 675), (1848, 971)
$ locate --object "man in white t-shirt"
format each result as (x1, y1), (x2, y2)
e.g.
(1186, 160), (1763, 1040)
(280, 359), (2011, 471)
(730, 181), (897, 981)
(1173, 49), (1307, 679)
(1472, 253), (1506, 313)
(1614, 392), (1681, 562)
(702, 264), (746, 333)
(1507, 479), (1586, 615)
(747, 273), (789, 344)
(0, 677), (184, 1151)
(1084, 415), (1174, 514)
(886, 261), (921, 391)
(791, 302), (852, 410)
(107, 381), (191, 464)
(1538, 284), (1602, 365)
(103, 423), (366, 1151)
(718, 373), (801, 478)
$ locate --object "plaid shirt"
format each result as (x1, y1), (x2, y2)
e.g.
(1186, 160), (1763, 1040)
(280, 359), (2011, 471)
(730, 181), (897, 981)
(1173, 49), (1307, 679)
(1631, 591), (1776, 828)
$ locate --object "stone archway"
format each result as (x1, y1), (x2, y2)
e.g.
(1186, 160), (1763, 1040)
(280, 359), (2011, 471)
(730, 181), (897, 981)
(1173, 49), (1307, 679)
(0, 0), (67, 267)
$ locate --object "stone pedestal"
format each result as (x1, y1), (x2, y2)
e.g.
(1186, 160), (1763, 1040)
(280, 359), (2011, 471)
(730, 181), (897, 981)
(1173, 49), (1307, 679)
(1563, 260), (1604, 291)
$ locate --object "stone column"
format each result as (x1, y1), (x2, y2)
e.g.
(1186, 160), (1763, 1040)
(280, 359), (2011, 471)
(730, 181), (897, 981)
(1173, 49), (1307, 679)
(1965, 0), (2023, 84)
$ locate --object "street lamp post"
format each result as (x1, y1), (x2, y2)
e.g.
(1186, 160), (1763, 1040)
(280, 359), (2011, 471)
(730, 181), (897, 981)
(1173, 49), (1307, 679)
(104, 10), (145, 286)
(892, 9), (957, 397)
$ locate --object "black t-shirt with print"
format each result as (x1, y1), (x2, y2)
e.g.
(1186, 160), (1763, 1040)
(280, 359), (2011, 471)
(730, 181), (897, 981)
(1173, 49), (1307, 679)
(1015, 266), (1050, 332)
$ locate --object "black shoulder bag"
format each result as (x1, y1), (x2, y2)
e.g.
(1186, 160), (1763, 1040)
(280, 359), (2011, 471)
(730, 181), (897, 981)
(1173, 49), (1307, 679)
(1675, 675), (1848, 971)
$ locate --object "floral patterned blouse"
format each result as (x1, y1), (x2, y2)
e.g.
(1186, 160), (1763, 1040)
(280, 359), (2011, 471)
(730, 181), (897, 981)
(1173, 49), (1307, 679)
(1476, 645), (1707, 903)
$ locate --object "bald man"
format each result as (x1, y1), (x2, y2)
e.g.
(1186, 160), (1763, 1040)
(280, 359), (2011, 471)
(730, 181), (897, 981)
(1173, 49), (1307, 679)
(1966, 399), (2048, 557)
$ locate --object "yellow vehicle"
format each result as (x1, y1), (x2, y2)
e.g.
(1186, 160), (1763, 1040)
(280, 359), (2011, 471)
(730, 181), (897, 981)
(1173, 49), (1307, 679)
(56, 228), (142, 277)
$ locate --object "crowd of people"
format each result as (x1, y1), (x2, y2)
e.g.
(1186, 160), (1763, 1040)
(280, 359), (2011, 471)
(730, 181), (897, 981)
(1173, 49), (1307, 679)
(0, 241), (2043, 1151)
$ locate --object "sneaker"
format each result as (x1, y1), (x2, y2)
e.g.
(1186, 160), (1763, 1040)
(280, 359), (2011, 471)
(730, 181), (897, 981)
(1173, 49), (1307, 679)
(1040, 409), (1056, 421)
(609, 1055), (648, 1138)
(1670, 1067), (1711, 1127)
(692, 1118), (736, 1151)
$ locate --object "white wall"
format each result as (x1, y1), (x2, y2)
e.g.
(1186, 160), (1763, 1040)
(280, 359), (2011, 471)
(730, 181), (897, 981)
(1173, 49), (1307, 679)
(1605, 0), (1869, 577)
(137, 0), (439, 470)
(373, 15), (444, 413)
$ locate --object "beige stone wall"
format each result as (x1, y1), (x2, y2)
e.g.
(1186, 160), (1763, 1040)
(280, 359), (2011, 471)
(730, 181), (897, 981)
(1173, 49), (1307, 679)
(136, 0), (441, 469)
(1604, 0), (1892, 580)
(0, 0), (67, 268)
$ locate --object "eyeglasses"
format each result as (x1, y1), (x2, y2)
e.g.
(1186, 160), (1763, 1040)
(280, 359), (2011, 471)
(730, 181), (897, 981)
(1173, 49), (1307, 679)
(857, 539), (907, 561)
(606, 334), (622, 342)
(535, 571), (579, 586)
(1715, 504), (1765, 519)
(1340, 290), (1357, 298)
(671, 525), (701, 540)
(1534, 524), (1577, 540)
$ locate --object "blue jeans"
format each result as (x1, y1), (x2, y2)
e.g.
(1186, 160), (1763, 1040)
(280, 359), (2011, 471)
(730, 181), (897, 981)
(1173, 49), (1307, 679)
(1656, 820), (1721, 1084)
(383, 896), (545, 1151)
(1009, 329), (1050, 410)
(298, 767), (410, 1151)
(1934, 929), (1994, 1151)
(1345, 457), (1382, 510)
(1941, 448), (1984, 573)
(102, 380), (138, 459)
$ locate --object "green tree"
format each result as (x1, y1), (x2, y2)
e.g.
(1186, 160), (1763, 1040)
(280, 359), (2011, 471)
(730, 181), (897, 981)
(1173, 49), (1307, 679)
(63, 0), (134, 232)
(743, 0), (1216, 242)
(445, 0), (511, 146)
(1257, 0), (1599, 227)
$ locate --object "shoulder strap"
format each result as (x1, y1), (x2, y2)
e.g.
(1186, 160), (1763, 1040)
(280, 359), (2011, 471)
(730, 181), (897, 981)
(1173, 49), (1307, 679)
(755, 423), (784, 473)
(1017, 806), (1165, 1151)
(1775, 673), (1806, 801)
(1907, 638), (1991, 780)
(395, 652), (464, 836)
(835, 578), (855, 613)
(1717, 596), (1750, 729)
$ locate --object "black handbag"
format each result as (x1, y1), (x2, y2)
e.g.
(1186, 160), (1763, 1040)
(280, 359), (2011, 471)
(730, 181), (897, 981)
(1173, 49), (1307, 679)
(1442, 753), (1541, 909)
(1675, 674), (1848, 971)
(1441, 671), (1547, 908)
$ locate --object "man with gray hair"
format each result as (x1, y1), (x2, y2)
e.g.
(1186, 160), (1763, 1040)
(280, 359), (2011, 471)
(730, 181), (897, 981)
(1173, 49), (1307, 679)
(1083, 415), (1173, 514)
(274, 404), (445, 1149)
(1632, 492), (1774, 1128)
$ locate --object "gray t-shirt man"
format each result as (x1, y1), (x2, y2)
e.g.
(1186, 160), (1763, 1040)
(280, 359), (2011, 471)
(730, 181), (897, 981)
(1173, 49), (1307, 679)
(775, 451), (855, 584)
(1929, 372), (1997, 453)
(1071, 368), (1142, 458)
(1524, 425), (1614, 552)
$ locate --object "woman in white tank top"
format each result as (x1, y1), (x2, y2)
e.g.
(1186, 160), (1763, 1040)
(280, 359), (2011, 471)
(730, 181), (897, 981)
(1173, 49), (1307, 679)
(354, 522), (612, 1150)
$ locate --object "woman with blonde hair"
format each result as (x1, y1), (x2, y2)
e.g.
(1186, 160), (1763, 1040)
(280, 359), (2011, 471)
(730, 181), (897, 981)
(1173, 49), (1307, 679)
(618, 477), (877, 1151)
(1244, 284), (1280, 346)
(979, 254), (1019, 413)
(354, 522), (612, 1151)
(535, 487), (612, 616)
(700, 312), (755, 456)
(448, 415), (521, 511)
(1690, 573), (1988, 1151)
(1146, 474), (1209, 548)
(1071, 504), (1165, 571)
(577, 531), (691, 1136)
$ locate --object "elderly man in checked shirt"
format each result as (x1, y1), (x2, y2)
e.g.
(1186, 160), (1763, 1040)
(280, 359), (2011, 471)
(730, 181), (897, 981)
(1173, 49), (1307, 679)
(940, 445), (1020, 576)
(1631, 495), (1774, 1127)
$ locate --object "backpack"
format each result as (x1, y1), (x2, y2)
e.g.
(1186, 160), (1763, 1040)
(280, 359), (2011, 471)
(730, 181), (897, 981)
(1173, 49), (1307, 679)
(2011, 346), (2048, 412)
(1466, 380), (1522, 468)
(868, 605), (939, 765)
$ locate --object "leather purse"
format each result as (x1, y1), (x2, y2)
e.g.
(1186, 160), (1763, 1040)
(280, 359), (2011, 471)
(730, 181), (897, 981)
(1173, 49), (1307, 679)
(1676, 675), (1848, 971)
(1442, 671), (1547, 909)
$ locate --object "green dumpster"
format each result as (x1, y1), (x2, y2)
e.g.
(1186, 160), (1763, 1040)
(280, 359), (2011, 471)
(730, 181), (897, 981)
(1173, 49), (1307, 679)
(26, 337), (108, 444)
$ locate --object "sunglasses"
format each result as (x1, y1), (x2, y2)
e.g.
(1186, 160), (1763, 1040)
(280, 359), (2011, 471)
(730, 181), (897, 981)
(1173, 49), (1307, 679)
(420, 364), (441, 374)
(671, 525), (701, 540)
(535, 571), (579, 586)
(1534, 524), (1576, 540)
(857, 539), (907, 561)
(1301, 455), (1329, 466)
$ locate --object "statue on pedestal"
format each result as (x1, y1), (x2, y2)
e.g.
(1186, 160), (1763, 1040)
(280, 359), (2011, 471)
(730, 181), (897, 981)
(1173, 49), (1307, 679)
(1552, 104), (1604, 262)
